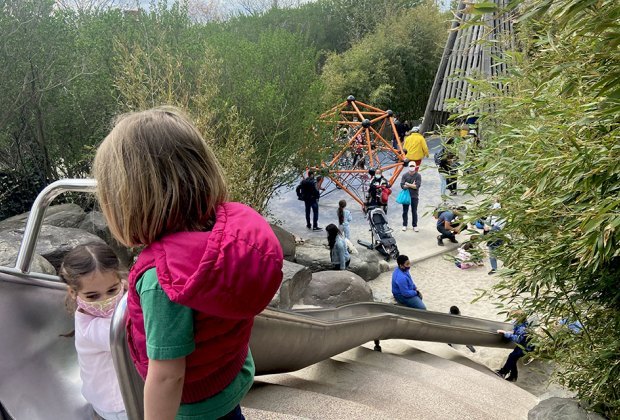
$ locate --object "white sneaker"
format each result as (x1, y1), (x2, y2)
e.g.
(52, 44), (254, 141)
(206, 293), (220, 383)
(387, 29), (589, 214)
(413, 227), (420, 232)
(401, 226), (407, 231)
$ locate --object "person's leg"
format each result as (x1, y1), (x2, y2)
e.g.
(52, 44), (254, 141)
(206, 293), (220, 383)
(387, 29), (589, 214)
(437, 224), (455, 241)
(414, 159), (422, 166)
(439, 171), (447, 196)
(311, 200), (319, 228)
(218, 405), (245, 420)
(506, 346), (524, 381)
(402, 203), (410, 227)
(410, 197), (419, 228)
(304, 200), (311, 228)
(343, 225), (350, 239)
(396, 295), (427, 310)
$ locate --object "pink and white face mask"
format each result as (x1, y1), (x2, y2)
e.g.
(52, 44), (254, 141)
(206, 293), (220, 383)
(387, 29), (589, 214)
(76, 288), (124, 318)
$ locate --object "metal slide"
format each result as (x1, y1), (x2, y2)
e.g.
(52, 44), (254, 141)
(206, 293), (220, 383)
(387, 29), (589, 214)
(0, 180), (512, 419)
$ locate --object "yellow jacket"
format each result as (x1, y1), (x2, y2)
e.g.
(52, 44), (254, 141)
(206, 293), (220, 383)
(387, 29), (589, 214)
(403, 133), (429, 161)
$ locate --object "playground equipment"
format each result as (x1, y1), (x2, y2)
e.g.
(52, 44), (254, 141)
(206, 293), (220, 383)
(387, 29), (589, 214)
(315, 96), (407, 209)
(0, 179), (513, 419)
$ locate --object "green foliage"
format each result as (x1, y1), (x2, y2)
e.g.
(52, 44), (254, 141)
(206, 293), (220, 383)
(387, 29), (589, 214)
(453, 0), (620, 416)
(321, 1), (448, 120)
(207, 28), (327, 210)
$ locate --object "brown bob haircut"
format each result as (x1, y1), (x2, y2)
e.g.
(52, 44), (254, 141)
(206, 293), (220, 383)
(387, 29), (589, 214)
(93, 107), (228, 247)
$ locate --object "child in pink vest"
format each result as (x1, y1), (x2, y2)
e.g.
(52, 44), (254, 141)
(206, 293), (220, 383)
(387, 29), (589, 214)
(93, 107), (283, 419)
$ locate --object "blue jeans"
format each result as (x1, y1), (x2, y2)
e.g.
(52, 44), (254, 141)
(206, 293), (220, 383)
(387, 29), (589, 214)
(438, 171), (447, 196)
(339, 224), (350, 239)
(304, 199), (319, 228)
(394, 294), (427, 310)
(219, 405), (244, 420)
(402, 197), (419, 227)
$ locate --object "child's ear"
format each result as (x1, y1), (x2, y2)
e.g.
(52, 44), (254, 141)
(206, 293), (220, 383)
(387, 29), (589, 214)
(67, 287), (77, 299)
(121, 279), (128, 291)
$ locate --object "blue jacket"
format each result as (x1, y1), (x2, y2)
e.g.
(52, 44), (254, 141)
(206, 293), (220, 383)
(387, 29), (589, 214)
(330, 235), (350, 269)
(504, 321), (533, 351)
(391, 268), (419, 299)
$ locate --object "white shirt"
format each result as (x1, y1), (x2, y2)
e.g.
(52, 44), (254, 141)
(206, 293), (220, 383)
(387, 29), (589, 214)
(74, 311), (125, 414)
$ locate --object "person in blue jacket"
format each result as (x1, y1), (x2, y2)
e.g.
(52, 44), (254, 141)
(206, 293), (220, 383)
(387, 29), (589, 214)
(495, 309), (533, 382)
(391, 255), (426, 310)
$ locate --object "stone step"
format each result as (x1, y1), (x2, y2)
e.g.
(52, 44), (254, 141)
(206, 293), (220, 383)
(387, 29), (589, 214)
(244, 341), (538, 419)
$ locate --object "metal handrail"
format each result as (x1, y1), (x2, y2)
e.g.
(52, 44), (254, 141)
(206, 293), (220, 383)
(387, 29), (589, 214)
(0, 179), (97, 286)
(110, 294), (145, 420)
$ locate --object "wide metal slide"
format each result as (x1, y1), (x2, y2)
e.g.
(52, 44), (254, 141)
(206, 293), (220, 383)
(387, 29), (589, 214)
(0, 180), (511, 420)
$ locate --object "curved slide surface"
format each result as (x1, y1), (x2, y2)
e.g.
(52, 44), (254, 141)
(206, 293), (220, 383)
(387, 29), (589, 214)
(0, 275), (512, 419)
(251, 303), (512, 375)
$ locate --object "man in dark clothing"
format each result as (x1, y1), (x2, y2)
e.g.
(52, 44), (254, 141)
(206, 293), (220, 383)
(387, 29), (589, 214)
(400, 161), (422, 232)
(393, 117), (407, 148)
(299, 171), (322, 231)
(434, 208), (464, 246)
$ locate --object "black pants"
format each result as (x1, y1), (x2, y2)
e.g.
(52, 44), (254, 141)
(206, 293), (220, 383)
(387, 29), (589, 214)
(498, 346), (525, 380)
(304, 199), (319, 228)
(402, 197), (419, 227)
(447, 168), (458, 192)
(219, 404), (244, 420)
(437, 223), (456, 241)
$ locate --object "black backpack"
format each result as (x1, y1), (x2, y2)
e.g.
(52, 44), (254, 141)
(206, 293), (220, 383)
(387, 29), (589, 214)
(295, 183), (304, 201)
(434, 146), (444, 166)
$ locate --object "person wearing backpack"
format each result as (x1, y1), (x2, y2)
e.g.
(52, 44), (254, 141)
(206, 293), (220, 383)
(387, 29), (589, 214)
(400, 161), (422, 232)
(298, 171), (323, 231)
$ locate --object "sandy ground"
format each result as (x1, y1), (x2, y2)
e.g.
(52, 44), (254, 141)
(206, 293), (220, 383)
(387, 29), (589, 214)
(366, 253), (570, 399)
(269, 141), (570, 400)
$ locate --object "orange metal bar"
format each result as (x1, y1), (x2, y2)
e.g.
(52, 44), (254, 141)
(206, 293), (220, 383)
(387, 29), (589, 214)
(389, 117), (404, 153)
(369, 113), (389, 125)
(326, 174), (365, 208)
(365, 127), (374, 166)
(350, 101), (365, 121)
(353, 100), (386, 113)
(369, 126), (400, 155)
(340, 111), (385, 116)
(388, 165), (405, 187)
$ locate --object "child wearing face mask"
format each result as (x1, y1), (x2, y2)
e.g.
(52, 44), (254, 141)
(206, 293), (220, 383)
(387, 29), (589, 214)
(391, 254), (426, 310)
(60, 242), (127, 420)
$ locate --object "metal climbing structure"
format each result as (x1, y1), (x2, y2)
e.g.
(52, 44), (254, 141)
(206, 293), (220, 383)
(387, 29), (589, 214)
(314, 95), (407, 209)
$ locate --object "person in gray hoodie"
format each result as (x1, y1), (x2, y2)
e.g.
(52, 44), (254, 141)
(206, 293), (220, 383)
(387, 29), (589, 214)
(400, 161), (422, 231)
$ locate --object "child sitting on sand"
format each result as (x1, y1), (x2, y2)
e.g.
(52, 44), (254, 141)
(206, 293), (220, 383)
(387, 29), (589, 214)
(454, 242), (484, 269)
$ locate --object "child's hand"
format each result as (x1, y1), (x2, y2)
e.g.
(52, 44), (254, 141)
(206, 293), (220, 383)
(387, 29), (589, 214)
(497, 329), (505, 334)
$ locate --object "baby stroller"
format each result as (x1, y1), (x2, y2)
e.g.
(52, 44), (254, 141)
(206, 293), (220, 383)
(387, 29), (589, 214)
(357, 205), (400, 260)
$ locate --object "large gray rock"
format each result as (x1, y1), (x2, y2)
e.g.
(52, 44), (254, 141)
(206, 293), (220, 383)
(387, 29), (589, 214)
(79, 211), (136, 268)
(528, 398), (605, 420)
(302, 270), (373, 307)
(41, 203), (86, 228)
(0, 225), (104, 271)
(295, 238), (390, 281)
(270, 260), (312, 309)
(0, 203), (86, 232)
(270, 224), (296, 262)
(0, 242), (56, 275)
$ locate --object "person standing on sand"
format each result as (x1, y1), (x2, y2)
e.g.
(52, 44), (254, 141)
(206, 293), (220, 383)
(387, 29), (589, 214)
(400, 161), (422, 232)
(391, 255), (426, 310)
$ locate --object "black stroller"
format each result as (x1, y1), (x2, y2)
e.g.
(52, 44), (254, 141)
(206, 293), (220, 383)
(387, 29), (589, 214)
(357, 205), (400, 260)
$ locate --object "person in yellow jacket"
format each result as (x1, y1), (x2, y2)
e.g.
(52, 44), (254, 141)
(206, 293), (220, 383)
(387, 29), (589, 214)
(403, 129), (429, 166)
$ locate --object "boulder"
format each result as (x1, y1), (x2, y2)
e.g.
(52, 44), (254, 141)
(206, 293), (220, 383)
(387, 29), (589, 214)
(528, 398), (605, 420)
(270, 224), (296, 262)
(270, 260), (312, 309)
(302, 270), (373, 307)
(0, 203), (87, 232)
(0, 225), (104, 271)
(0, 242), (56, 275)
(295, 238), (390, 281)
(79, 211), (136, 268)
(41, 203), (86, 228)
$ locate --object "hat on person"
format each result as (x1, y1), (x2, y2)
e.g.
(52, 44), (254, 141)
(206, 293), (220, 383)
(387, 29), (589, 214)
(408, 162), (417, 169)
